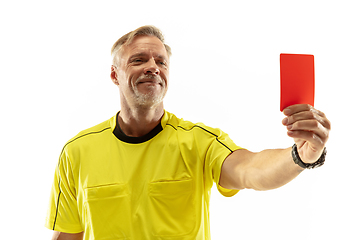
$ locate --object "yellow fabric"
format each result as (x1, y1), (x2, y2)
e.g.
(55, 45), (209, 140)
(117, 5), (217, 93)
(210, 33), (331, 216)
(45, 110), (242, 239)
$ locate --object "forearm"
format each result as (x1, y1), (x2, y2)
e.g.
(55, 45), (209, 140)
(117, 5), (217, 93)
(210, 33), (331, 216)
(220, 148), (304, 191)
(244, 148), (304, 191)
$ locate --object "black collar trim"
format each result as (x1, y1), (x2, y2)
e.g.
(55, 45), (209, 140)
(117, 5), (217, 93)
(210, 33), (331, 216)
(112, 112), (163, 144)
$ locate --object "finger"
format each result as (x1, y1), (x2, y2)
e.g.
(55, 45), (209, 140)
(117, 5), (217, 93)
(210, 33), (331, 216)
(284, 111), (330, 129)
(282, 107), (331, 130)
(287, 119), (329, 141)
(283, 104), (313, 116)
(310, 107), (326, 118)
(287, 130), (325, 150)
(283, 110), (315, 125)
(308, 108), (331, 129)
(318, 110), (331, 130)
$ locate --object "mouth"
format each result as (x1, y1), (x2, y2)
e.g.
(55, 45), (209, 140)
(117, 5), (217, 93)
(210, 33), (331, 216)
(138, 80), (159, 84)
(137, 81), (162, 87)
(136, 76), (163, 86)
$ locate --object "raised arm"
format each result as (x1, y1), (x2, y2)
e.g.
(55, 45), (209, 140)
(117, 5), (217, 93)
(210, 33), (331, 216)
(220, 104), (331, 191)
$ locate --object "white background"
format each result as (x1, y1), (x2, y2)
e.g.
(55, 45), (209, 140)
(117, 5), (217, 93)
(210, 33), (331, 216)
(1, 0), (359, 239)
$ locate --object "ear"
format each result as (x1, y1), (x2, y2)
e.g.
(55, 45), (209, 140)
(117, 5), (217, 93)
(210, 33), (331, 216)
(110, 65), (119, 85)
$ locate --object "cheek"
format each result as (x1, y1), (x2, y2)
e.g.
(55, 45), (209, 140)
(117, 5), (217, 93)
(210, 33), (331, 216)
(117, 72), (134, 90)
(121, 70), (138, 86)
(162, 71), (169, 84)
(128, 67), (143, 80)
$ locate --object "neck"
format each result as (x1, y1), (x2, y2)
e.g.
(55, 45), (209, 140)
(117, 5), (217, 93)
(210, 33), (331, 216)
(118, 102), (164, 137)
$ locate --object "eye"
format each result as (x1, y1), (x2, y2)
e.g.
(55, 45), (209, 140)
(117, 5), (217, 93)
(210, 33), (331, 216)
(158, 61), (167, 66)
(129, 58), (145, 66)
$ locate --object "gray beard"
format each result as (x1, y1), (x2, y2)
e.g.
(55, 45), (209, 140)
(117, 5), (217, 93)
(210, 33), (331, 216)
(133, 75), (166, 108)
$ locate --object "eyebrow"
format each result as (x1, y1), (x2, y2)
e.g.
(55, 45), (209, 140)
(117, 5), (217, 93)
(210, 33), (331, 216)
(129, 53), (147, 60)
(128, 53), (168, 62)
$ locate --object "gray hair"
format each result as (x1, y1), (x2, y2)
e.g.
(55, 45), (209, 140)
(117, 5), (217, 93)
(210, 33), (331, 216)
(111, 25), (172, 66)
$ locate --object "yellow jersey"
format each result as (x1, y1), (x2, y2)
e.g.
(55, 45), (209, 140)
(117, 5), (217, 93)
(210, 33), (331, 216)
(45, 110), (242, 239)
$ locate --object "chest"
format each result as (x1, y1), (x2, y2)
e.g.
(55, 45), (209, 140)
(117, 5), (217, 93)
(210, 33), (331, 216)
(75, 135), (200, 189)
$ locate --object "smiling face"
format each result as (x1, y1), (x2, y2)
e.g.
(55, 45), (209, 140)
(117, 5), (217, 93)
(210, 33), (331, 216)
(111, 35), (170, 109)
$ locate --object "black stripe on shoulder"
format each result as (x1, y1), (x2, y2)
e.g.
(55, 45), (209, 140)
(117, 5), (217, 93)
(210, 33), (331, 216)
(216, 138), (233, 152)
(177, 124), (217, 137)
(52, 126), (111, 230)
(168, 124), (234, 153)
(166, 123), (177, 131)
(61, 127), (112, 154)
(182, 125), (217, 137)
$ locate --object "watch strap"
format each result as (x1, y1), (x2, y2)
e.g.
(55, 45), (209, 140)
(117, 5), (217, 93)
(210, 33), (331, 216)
(291, 144), (326, 169)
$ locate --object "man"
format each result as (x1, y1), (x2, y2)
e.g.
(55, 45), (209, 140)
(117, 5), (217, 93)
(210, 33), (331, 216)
(46, 26), (331, 240)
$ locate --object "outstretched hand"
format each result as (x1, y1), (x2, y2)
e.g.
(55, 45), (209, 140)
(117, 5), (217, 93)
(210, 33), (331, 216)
(282, 104), (331, 164)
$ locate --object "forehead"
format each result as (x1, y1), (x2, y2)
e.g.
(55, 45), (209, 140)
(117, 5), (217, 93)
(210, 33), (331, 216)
(122, 35), (168, 59)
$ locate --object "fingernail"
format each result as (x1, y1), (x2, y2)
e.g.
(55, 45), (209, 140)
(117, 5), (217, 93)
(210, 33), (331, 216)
(287, 124), (293, 130)
(283, 108), (291, 115)
(282, 118), (288, 125)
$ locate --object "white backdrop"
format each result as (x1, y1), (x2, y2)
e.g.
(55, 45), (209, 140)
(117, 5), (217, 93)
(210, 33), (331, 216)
(1, 1), (359, 239)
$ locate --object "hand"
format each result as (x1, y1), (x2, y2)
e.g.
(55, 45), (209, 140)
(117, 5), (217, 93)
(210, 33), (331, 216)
(282, 104), (331, 164)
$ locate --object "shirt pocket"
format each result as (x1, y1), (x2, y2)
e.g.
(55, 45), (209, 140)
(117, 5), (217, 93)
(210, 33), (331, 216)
(84, 183), (131, 240)
(148, 179), (195, 237)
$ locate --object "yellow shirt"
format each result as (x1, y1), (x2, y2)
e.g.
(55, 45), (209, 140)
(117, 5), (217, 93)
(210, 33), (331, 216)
(45, 110), (242, 239)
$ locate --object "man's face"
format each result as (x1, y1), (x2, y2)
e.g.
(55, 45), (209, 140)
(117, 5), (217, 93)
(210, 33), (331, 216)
(111, 35), (170, 108)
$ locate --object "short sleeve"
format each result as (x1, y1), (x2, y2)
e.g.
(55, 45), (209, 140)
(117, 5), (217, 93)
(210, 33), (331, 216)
(213, 152), (240, 197)
(200, 124), (243, 197)
(45, 148), (83, 233)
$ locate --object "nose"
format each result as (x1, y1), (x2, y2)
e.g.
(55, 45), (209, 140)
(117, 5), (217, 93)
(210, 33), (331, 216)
(143, 58), (160, 75)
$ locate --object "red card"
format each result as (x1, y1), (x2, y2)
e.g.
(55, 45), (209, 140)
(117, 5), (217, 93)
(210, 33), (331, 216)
(280, 53), (315, 111)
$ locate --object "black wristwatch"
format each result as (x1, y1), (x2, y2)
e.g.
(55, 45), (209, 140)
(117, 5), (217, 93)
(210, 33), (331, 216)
(291, 144), (327, 169)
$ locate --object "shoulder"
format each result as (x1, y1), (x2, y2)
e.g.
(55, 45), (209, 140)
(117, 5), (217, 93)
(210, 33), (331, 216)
(164, 110), (240, 152)
(63, 114), (115, 150)
(164, 111), (225, 138)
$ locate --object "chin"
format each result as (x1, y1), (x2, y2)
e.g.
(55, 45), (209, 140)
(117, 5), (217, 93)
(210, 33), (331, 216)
(134, 91), (166, 108)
